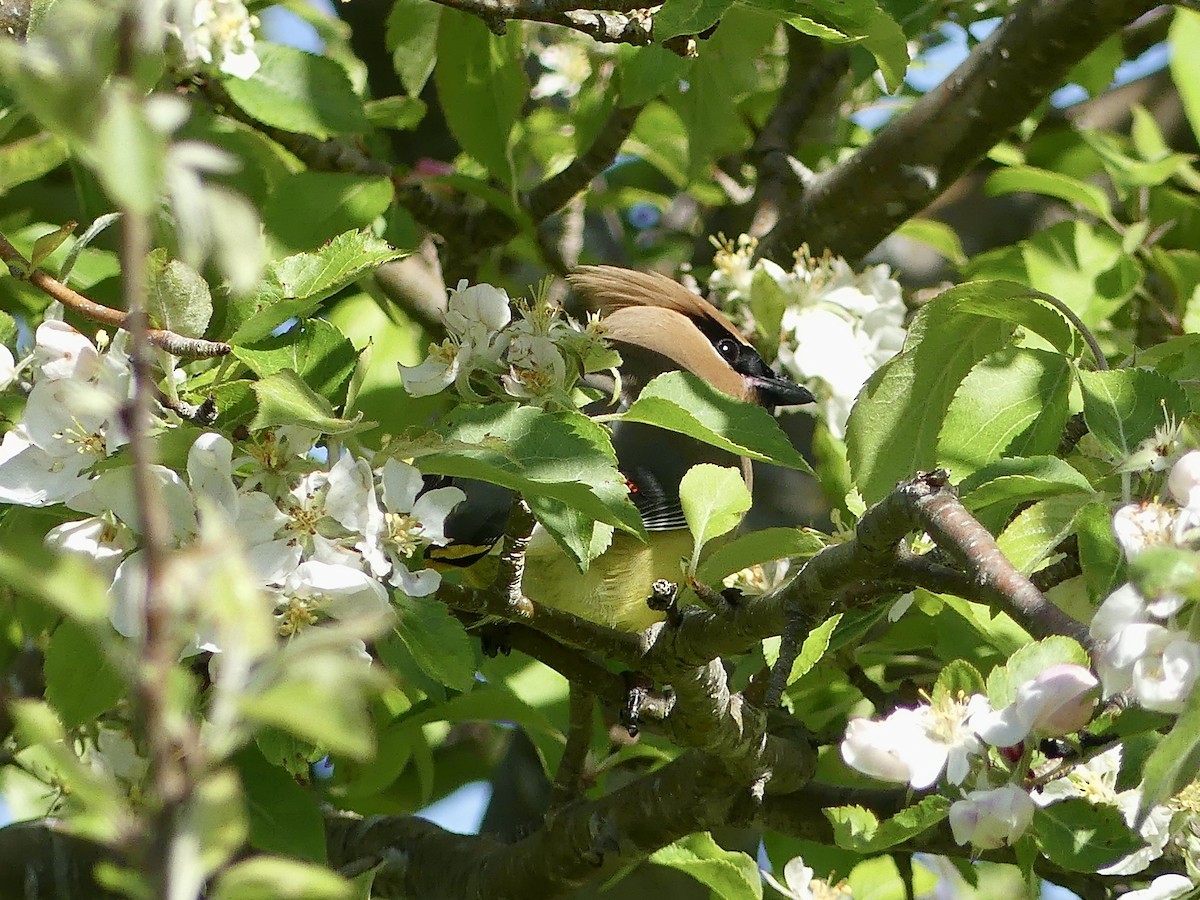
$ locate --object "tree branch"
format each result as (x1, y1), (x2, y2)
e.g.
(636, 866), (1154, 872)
(427, 0), (655, 45)
(0, 231), (231, 359)
(757, 0), (1161, 263)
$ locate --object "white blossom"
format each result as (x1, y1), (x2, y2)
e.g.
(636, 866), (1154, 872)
(709, 240), (906, 439)
(1091, 583), (1200, 712)
(174, 0), (261, 79)
(401, 280), (513, 398)
(1169, 450), (1200, 512)
(1119, 875), (1194, 900)
(1113, 501), (1179, 559)
(373, 458), (464, 596)
(762, 855), (851, 900)
(44, 515), (135, 582)
(0, 344), (16, 390)
(841, 693), (990, 790)
(948, 784), (1035, 849)
(530, 42), (591, 100)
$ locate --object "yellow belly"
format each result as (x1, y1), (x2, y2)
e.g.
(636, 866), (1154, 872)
(522, 527), (695, 632)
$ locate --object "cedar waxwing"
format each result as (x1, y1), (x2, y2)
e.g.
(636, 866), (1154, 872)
(514, 266), (814, 631)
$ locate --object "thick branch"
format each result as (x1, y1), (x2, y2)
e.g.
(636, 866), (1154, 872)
(0, 231), (231, 359)
(757, 0), (1160, 262)
(327, 750), (760, 899)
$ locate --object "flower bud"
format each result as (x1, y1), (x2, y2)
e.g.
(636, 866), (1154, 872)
(949, 784), (1034, 850)
(1021, 663), (1100, 737)
(973, 664), (1099, 747)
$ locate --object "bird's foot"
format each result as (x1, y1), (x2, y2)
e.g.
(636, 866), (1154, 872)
(619, 671), (655, 737)
(479, 622), (513, 657)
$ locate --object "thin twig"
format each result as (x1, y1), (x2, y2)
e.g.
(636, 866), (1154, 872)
(0, 231), (231, 359)
(549, 684), (593, 808)
(1027, 289), (1109, 371)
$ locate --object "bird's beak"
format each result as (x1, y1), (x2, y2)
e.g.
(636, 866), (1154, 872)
(748, 372), (815, 408)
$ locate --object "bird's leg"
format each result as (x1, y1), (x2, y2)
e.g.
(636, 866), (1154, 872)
(645, 578), (682, 625)
(618, 671), (655, 737)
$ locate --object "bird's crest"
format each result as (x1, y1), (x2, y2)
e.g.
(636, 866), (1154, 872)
(568, 265), (750, 348)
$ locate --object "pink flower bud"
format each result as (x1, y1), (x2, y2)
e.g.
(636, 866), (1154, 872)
(1022, 663), (1100, 737)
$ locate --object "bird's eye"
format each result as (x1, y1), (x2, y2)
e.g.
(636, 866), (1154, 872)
(715, 338), (739, 361)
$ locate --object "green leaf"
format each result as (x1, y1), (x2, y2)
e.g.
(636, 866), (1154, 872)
(93, 86), (165, 215)
(234, 747), (327, 863)
(958, 457), (1093, 514)
(696, 526), (825, 584)
(146, 250), (213, 340)
(937, 348), (1073, 480)
(386, 0), (442, 96)
(986, 636), (1090, 709)
(233, 318), (358, 405)
(650, 832), (762, 900)
(188, 770), (251, 883)
(526, 496), (614, 571)
(211, 856), (352, 900)
(263, 172), (394, 253)
(933, 659), (986, 702)
(30, 220), (75, 268)
(655, 0), (733, 39)
(393, 596), (477, 692)
(893, 219), (966, 266)
(1078, 368), (1190, 461)
(223, 42), (369, 139)
(250, 369), (366, 434)
(0, 552), (111, 623)
(1076, 501), (1124, 602)
(229, 231), (404, 343)
(996, 494), (1094, 575)
(1170, 9), (1200, 146)
(619, 371), (813, 473)
(769, 613), (842, 687)
(395, 404), (643, 539)
(0, 131), (69, 194)
(1019, 221), (1142, 327)
(43, 620), (123, 727)
(364, 96), (427, 131)
(746, 0), (908, 90)
(680, 464), (751, 565)
(435, 11), (526, 186)
(826, 796), (951, 853)
(986, 166), (1112, 221)
(1033, 799), (1143, 872)
(617, 45), (690, 108)
(0, 309), (16, 347)
(1136, 679), (1200, 819)
(847, 281), (1071, 504)
(240, 654), (383, 761)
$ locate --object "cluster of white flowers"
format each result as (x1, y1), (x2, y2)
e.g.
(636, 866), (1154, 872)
(1093, 449), (1200, 714)
(708, 236), (907, 439)
(0, 318), (462, 649)
(841, 664), (1100, 851)
(1033, 745), (1176, 877)
(400, 279), (614, 410)
(171, 0), (261, 80)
